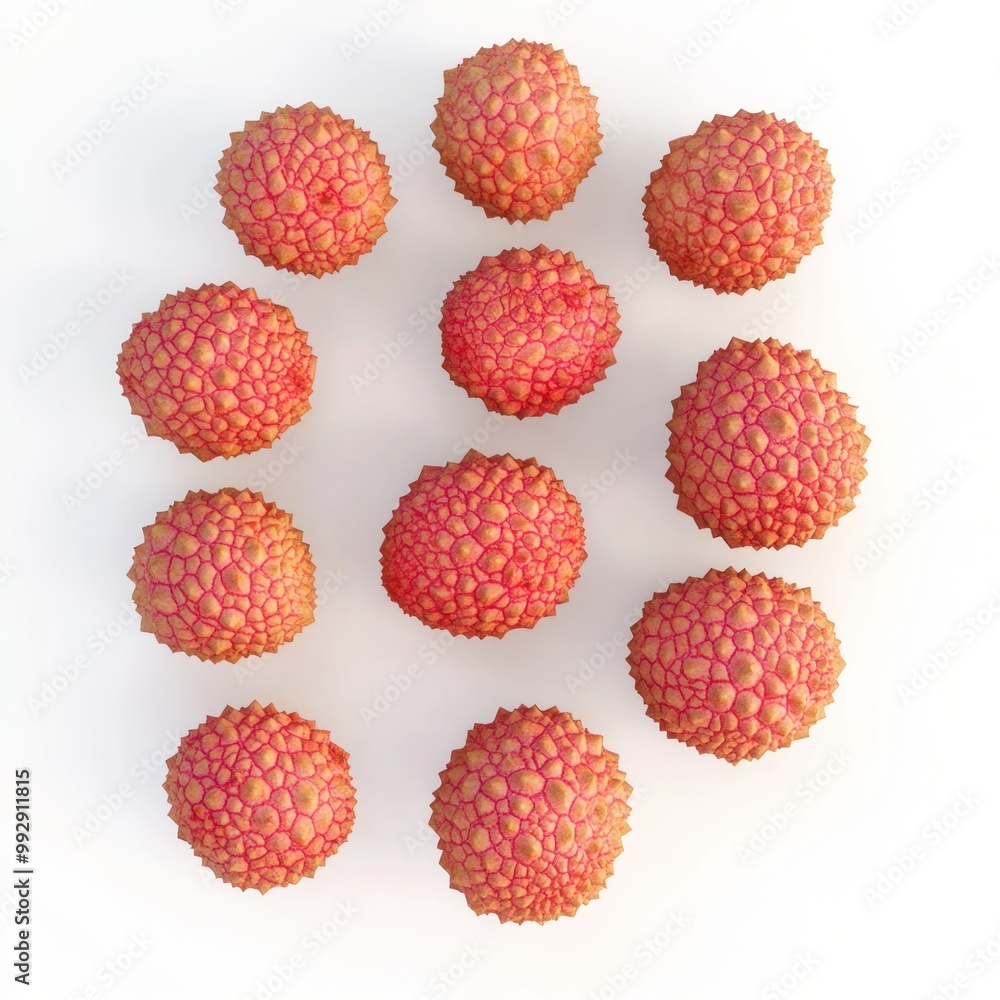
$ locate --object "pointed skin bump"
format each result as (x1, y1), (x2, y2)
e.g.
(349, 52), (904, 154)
(627, 568), (844, 764)
(216, 103), (396, 276)
(666, 337), (868, 549)
(643, 110), (833, 293)
(440, 245), (621, 417)
(431, 39), (602, 222)
(380, 451), (585, 637)
(164, 702), (356, 891)
(429, 705), (631, 923)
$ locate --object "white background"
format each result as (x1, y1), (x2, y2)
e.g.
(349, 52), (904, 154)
(3, 0), (999, 997)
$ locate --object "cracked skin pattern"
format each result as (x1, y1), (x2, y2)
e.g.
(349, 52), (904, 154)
(627, 569), (844, 764)
(431, 39), (601, 222)
(441, 245), (621, 417)
(165, 701), (356, 892)
(117, 282), (315, 460)
(129, 488), (316, 662)
(667, 338), (869, 549)
(430, 705), (631, 923)
(643, 110), (833, 293)
(380, 451), (585, 638)
(216, 102), (396, 276)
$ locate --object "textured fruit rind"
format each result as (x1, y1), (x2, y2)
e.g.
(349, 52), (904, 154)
(129, 488), (316, 662)
(643, 110), (833, 293)
(164, 701), (356, 892)
(431, 39), (602, 222)
(216, 102), (396, 275)
(627, 568), (844, 763)
(666, 337), (869, 549)
(430, 705), (631, 923)
(380, 450), (585, 637)
(440, 245), (621, 417)
(117, 282), (316, 460)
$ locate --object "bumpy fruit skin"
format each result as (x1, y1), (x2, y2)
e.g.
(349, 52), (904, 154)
(117, 282), (315, 460)
(643, 111), (833, 293)
(129, 488), (316, 662)
(440, 246), (621, 417)
(164, 701), (356, 892)
(666, 337), (869, 549)
(216, 103), (396, 275)
(431, 39), (601, 222)
(627, 569), (844, 764)
(380, 451), (585, 637)
(430, 705), (631, 923)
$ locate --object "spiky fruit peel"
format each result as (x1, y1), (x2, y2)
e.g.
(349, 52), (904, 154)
(440, 246), (621, 417)
(643, 110), (833, 293)
(380, 450), (585, 637)
(430, 705), (631, 923)
(117, 282), (315, 460)
(164, 702), (356, 892)
(216, 103), (396, 276)
(129, 488), (316, 662)
(431, 39), (601, 222)
(627, 569), (844, 763)
(666, 337), (869, 549)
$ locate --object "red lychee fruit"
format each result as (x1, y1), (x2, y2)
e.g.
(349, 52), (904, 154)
(430, 705), (631, 923)
(643, 110), (833, 293)
(216, 102), (396, 276)
(380, 451), (585, 637)
(431, 39), (601, 222)
(116, 282), (315, 460)
(440, 245), (621, 417)
(164, 701), (356, 892)
(129, 488), (316, 662)
(666, 337), (869, 549)
(627, 569), (844, 764)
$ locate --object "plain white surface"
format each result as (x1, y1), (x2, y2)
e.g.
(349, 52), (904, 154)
(3, 0), (999, 997)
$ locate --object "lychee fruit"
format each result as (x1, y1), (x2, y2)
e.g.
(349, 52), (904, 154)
(116, 282), (316, 460)
(431, 39), (601, 222)
(643, 110), (833, 293)
(666, 337), (869, 549)
(440, 245), (621, 417)
(164, 701), (356, 892)
(129, 488), (316, 662)
(216, 102), (396, 276)
(429, 705), (631, 923)
(380, 450), (585, 637)
(627, 568), (844, 764)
